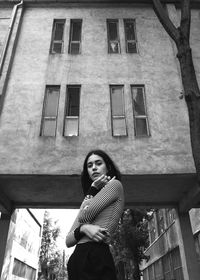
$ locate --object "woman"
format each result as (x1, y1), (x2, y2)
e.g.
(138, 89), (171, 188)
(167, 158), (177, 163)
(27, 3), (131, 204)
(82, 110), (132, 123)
(66, 149), (124, 280)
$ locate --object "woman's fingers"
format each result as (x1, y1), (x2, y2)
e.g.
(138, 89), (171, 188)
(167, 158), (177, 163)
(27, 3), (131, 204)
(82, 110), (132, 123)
(92, 228), (108, 242)
(94, 174), (111, 186)
(93, 233), (105, 242)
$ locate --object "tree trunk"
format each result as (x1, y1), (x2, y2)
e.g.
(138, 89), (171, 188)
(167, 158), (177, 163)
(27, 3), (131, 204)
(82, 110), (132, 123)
(176, 43), (200, 182)
(152, 0), (200, 184)
(133, 255), (141, 280)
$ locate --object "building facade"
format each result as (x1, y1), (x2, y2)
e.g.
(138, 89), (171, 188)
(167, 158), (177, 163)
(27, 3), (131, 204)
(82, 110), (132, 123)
(0, 0), (196, 175)
(141, 208), (200, 280)
(0, 209), (44, 280)
(0, 0), (200, 279)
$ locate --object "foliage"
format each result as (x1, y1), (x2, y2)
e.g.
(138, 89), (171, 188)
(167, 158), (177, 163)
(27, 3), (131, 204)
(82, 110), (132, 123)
(111, 208), (153, 280)
(38, 211), (62, 280)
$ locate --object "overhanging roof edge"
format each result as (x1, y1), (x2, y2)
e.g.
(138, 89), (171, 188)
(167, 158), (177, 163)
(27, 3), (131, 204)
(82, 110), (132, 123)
(0, 0), (200, 5)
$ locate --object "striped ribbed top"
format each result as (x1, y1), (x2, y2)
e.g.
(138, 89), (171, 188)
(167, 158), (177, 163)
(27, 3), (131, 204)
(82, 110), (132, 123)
(66, 179), (124, 247)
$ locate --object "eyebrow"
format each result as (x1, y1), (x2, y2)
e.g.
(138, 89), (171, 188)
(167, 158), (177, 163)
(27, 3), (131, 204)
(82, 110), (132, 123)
(87, 159), (102, 165)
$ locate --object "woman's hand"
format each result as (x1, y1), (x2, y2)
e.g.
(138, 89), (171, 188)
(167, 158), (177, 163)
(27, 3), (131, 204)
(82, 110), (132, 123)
(80, 224), (109, 242)
(91, 175), (115, 190)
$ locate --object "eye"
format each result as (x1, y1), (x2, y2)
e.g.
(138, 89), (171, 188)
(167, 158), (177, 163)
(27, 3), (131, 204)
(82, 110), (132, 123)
(87, 163), (92, 168)
(96, 160), (102, 166)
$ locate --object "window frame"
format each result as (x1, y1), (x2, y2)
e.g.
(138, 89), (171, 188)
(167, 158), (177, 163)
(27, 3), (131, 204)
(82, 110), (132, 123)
(163, 253), (173, 280)
(110, 85), (127, 137)
(154, 259), (164, 280)
(171, 247), (184, 280)
(143, 247), (183, 280)
(12, 258), (36, 280)
(40, 85), (60, 137)
(68, 19), (82, 54)
(63, 85), (81, 137)
(124, 18), (138, 53)
(131, 85), (150, 137)
(50, 19), (65, 54)
(148, 264), (155, 280)
(107, 19), (121, 54)
(142, 268), (149, 280)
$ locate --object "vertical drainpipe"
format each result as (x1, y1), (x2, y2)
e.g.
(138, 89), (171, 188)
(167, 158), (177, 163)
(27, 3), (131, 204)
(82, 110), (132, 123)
(0, 0), (24, 76)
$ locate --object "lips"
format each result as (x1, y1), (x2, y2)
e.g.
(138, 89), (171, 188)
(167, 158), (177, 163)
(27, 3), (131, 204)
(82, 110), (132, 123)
(92, 172), (100, 178)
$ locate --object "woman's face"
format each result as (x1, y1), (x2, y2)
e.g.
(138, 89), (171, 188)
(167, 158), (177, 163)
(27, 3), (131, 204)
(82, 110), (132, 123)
(87, 154), (108, 181)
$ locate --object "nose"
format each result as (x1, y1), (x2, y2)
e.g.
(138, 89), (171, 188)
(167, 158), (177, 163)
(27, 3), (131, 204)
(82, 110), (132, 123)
(92, 163), (97, 170)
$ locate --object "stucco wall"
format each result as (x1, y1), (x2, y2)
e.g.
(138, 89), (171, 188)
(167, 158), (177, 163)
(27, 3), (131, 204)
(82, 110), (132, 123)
(190, 9), (200, 87)
(190, 208), (200, 234)
(0, 4), (197, 175)
(0, 8), (11, 56)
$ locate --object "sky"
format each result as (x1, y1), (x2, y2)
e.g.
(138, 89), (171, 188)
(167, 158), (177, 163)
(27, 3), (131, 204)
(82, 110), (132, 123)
(47, 209), (79, 257)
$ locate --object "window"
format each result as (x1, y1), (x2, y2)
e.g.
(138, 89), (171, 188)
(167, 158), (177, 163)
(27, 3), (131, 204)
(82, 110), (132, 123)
(157, 209), (165, 235)
(131, 85), (150, 137)
(166, 208), (175, 227)
(110, 85), (127, 136)
(20, 231), (28, 248)
(162, 248), (183, 280)
(50, 19), (65, 54)
(149, 217), (156, 244)
(13, 259), (36, 280)
(107, 19), (120, 53)
(64, 85), (80, 136)
(163, 254), (173, 280)
(144, 248), (183, 280)
(142, 268), (149, 280)
(124, 19), (137, 53)
(171, 247), (184, 280)
(40, 86), (60, 137)
(194, 232), (200, 264)
(148, 264), (155, 280)
(69, 19), (82, 54)
(154, 259), (164, 280)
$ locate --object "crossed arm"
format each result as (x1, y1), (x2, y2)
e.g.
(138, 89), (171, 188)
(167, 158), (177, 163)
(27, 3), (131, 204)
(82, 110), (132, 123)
(65, 179), (122, 247)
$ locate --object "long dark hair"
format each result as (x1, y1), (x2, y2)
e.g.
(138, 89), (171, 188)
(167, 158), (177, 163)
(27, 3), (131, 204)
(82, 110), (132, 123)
(81, 149), (121, 195)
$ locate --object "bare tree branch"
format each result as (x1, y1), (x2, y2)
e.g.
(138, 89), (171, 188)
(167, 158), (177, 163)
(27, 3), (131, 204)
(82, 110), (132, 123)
(180, 0), (191, 40)
(152, 0), (200, 199)
(152, 0), (180, 43)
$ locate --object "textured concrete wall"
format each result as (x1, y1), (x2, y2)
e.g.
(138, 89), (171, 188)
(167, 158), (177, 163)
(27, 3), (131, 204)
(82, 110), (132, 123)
(0, 8), (11, 56)
(0, 4), (197, 175)
(190, 208), (200, 234)
(190, 9), (200, 86)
